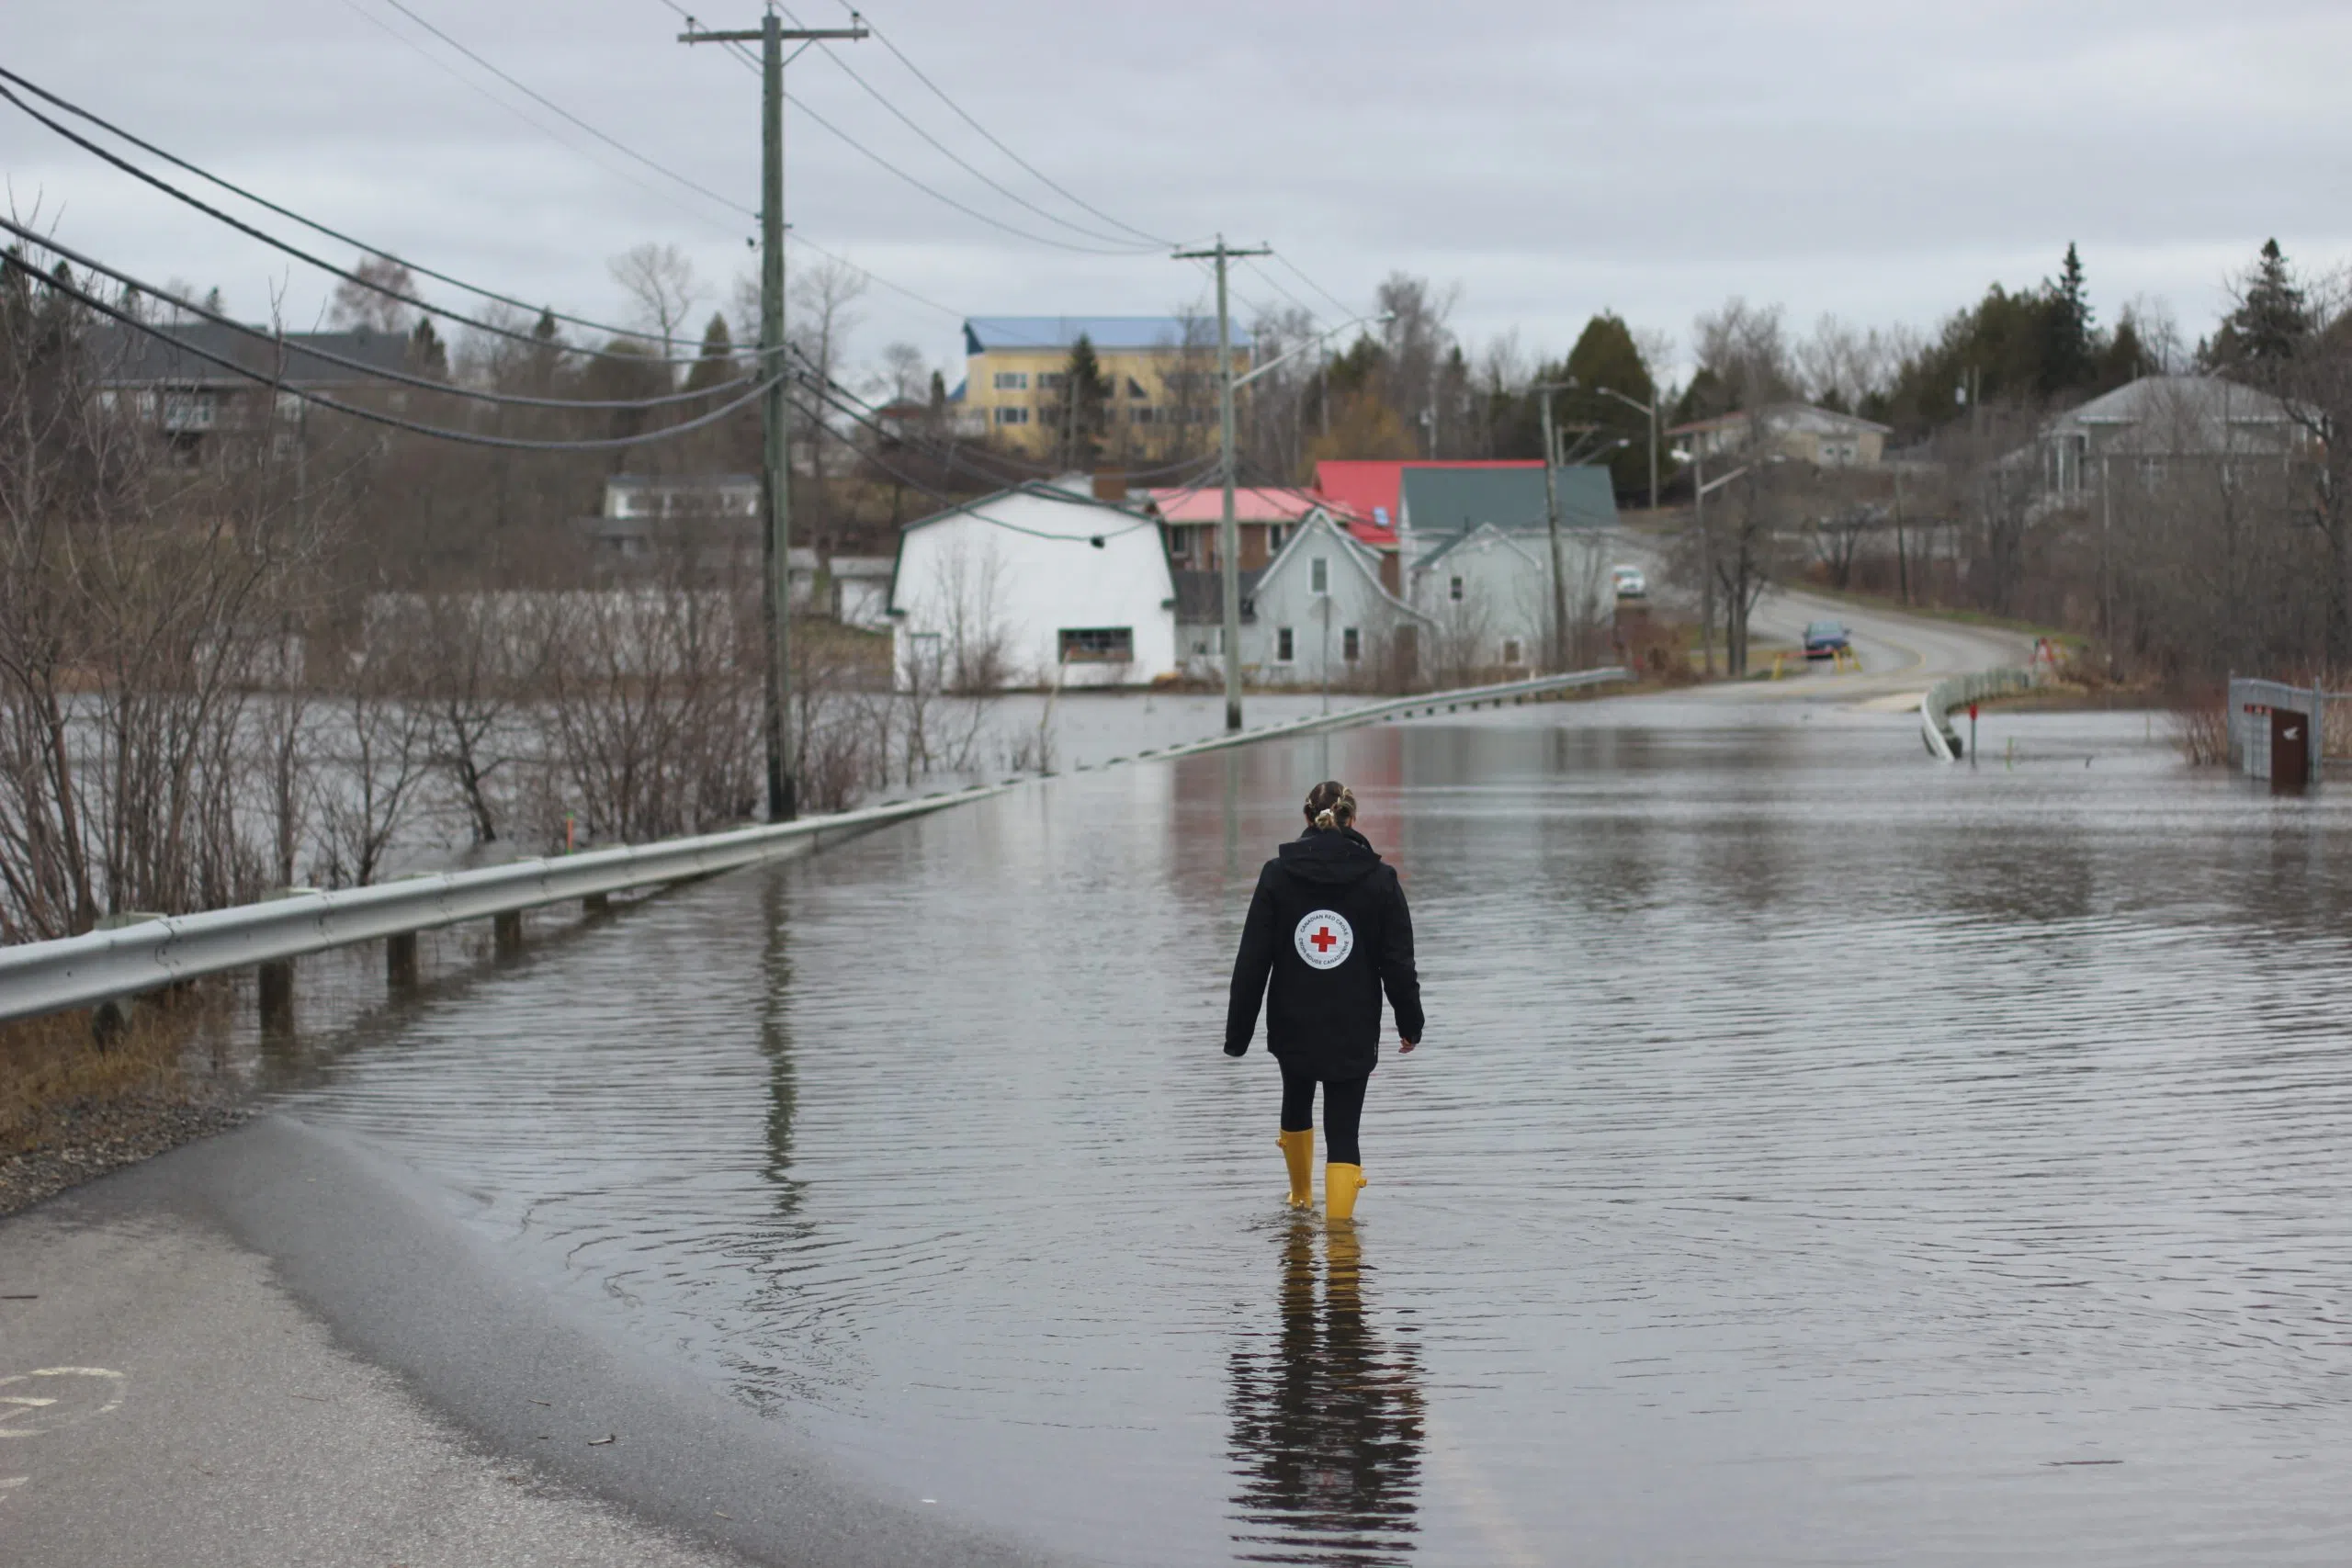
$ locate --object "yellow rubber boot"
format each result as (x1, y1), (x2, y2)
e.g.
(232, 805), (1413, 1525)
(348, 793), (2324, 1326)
(1324, 1162), (1367, 1222)
(1278, 1129), (1315, 1208)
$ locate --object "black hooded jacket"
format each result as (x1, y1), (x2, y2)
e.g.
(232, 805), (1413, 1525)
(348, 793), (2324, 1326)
(1224, 826), (1424, 1077)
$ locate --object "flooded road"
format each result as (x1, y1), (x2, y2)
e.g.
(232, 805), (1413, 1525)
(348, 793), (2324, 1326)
(266, 694), (2352, 1565)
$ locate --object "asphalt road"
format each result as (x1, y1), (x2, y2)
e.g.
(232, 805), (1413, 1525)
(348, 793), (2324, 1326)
(1, 1117), (1067, 1568)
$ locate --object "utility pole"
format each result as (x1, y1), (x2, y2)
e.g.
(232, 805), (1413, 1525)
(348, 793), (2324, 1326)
(683, 10), (865, 821)
(1172, 235), (1270, 730)
(1532, 380), (1574, 673)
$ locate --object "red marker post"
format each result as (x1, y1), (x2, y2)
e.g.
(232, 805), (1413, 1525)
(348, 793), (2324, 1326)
(1969, 702), (1979, 763)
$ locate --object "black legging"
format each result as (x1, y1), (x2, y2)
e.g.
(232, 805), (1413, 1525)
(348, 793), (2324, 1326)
(1278, 1060), (1368, 1165)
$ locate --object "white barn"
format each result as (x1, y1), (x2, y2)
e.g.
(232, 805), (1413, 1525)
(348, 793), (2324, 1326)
(888, 478), (1177, 689)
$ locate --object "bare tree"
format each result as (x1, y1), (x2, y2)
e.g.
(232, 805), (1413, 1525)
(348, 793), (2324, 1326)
(330, 256), (418, 335)
(609, 243), (703, 367)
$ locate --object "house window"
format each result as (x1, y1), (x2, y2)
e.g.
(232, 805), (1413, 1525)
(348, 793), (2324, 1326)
(1343, 627), (1361, 662)
(1310, 557), (1328, 593)
(1502, 637), (1523, 665)
(992, 371), (1029, 391)
(1276, 627), (1295, 662)
(1058, 626), (1134, 663)
(995, 406), (1030, 426)
(1449, 575), (1464, 602)
(1038, 371), (1066, 391)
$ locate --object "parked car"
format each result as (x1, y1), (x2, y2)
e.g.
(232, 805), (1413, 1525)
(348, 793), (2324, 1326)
(1611, 565), (1647, 599)
(1803, 620), (1851, 660)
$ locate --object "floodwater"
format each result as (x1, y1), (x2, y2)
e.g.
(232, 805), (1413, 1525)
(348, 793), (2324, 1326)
(266, 694), (2352, 1565)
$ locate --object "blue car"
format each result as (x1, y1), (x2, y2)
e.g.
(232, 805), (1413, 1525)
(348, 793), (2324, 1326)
(1803, 620), (1851, 660)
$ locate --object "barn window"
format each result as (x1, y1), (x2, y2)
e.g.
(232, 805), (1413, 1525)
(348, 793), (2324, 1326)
(1058, 626), (1134, 663)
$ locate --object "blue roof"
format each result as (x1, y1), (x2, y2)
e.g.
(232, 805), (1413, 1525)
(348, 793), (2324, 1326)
(963, 316), (1251, 355)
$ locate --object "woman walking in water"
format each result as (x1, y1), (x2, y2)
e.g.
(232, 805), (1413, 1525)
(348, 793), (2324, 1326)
(1225, 781), (1423, 1220)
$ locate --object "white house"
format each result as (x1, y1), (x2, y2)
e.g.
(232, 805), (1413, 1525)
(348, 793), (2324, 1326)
(1244, 510), (1430, 689)
(888, 478), (1177, 689)
(1408, 524), (1553, 680)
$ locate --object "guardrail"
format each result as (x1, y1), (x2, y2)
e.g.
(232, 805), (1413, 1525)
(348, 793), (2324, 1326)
(0, 663), (1634, 1025)
(0, 783), (1007, 1026)
(1918, 668), (2042, 761)
(1086, 665), (1636, 768)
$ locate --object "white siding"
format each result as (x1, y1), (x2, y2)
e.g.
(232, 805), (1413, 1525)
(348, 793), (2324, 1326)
(890, 486), (1177, 689)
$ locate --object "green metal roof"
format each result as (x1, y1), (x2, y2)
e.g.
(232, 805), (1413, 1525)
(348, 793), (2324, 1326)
(1398, 466), (1618, 536)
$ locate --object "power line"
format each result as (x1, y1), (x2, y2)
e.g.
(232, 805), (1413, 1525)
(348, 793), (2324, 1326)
(661, 2), (1151, 257)
(0, 76), (719, 368)
(17, 257), (780, 453)
(1271, 252), (1360, 321)
(334, 0), (750, 241)
(3, 219), (759, 412)
(368, 0), (756, 221)
(856, 11), (1176, 251)
(770, 3), (1157, 252)
(0, 64), (703, 353)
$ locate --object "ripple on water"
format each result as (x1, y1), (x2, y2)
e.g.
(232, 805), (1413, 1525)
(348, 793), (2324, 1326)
(280, 709), (2352, 1565)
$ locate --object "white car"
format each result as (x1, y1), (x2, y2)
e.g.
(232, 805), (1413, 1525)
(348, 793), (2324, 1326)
(1611, 565), (1648, 599)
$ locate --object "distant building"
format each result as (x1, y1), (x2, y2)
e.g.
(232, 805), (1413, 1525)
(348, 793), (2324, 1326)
(957, 317), (1250, 460)
(88, 320), (411, 456)
(1667, 403), (1892, 468)
(1148, 485), (1320, 574)
(2024, 374), (2306, 501)
(888, 476), (1176, 689)
(1242, 510), (1430, 690)
(575, 473), (759, 559)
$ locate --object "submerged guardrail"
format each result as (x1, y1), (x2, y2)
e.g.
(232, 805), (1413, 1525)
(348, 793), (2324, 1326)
(0, 664), (1634, 1025)
(1919, 668), (2042, 761)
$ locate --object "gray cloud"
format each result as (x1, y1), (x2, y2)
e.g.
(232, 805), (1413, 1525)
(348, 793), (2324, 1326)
(6, 0), (2345, 381)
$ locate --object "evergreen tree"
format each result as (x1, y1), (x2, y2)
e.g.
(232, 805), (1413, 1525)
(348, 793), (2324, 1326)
(1059, 333), (1111, 466)
(406, 317), (449, 379)
(2206, 239), (2312, 369)
(1562, 311), (1657, 496)
(683, 311), (737, 395)
(2041, 243), (2096, 395)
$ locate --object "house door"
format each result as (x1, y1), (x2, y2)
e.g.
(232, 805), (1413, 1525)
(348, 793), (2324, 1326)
(1392, 625), (1419, 691)
(2271, 706), (2310, 795)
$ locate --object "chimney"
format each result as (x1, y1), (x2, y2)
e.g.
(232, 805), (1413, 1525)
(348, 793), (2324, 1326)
(1092, 467), (1127, 502)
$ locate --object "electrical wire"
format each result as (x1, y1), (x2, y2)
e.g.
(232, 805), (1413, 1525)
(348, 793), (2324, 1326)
(1271, 252), (1360, 321)
(368, 0), (755, 221)
(0, 63), (725, 352)
(334, 0), (750, 242)
(856, 11), (1176, 251)
(18, 259), (780, 453)
(0, 77), (720, 368)
(1, 219), (760, 412)
(661, 2), (1153, 257)
(770, 3), (1157, 253)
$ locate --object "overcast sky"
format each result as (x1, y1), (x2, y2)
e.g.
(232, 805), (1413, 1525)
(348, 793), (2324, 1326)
(7, 0), (2349, 387)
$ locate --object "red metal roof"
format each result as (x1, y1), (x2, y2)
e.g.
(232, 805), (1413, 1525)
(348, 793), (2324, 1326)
(1310, 460), (1545, 548)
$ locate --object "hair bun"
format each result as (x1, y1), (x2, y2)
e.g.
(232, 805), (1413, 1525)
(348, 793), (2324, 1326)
(1315, 808), (1338, 829)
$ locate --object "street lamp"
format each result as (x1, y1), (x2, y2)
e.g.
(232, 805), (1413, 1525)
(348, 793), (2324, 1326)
(1569, 376), (1660, 513)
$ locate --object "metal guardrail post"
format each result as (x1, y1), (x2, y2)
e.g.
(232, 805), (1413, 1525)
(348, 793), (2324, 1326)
(493, 910), (525, 959)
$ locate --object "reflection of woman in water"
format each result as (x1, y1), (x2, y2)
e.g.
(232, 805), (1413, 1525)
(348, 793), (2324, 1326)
(1227, 1221), (1424, 1564)
(1225, 781), (1424, 1219)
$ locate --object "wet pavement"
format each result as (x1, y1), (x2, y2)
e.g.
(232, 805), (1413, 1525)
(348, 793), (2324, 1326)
(256, 693), (2352, 1565)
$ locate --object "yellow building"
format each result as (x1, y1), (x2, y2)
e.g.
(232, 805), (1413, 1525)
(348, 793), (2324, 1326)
(955, 316), (1251, 462)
